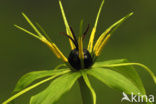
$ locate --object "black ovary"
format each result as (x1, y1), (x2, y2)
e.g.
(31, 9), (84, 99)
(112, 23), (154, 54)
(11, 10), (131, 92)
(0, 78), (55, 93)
(68, 49), (93, 70)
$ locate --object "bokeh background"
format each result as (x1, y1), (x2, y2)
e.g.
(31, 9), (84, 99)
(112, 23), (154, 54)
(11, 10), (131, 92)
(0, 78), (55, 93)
(0, 0), (156, 104)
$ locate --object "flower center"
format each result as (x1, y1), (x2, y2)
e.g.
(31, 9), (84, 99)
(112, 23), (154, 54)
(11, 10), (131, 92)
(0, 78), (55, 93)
(68, 49), (93, 70)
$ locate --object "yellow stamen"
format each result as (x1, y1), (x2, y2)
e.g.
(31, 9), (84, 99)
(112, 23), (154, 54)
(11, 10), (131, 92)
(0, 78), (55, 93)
(15, 13), (68, 63)
(41, 38), (61, 59)
(95, 34), (111, 56)
(59, 0), (75, 50)
(94, 12), (134, 56)
(52, 43), (68, 62)
(25, 32), (68, 62)
(88, 0), (105, 53)
(93, 28), (110, 53)
(88, 28), (96, 53)
(40, 37), (68, 62)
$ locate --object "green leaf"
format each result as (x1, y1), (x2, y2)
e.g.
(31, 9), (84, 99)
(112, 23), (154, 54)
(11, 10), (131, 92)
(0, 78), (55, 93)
(87, 67), (141, 95)
(81, 71), (96, 104)
(13, 68), (70, 92)
(94, 59), (156, 84)
(2, 71), (70, 104)
(93, 59), (127, 67)
(30, 72), (81, 104)
(93, 59), (146, 94)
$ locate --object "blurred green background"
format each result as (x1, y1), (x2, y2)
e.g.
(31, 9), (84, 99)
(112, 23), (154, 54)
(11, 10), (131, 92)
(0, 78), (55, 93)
(0, 0), (156, 104)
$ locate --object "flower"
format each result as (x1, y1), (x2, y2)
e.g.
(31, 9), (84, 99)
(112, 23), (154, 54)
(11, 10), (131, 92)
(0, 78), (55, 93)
(2, 0), (156, 104)
(14, 0), (133, 70)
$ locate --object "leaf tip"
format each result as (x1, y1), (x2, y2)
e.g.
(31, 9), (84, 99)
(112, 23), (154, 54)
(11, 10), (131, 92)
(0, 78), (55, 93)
(154, 76), (156, 84)
(14, 24), (20, 29)
(129, 12), (134, 16)
(21, 12), (28, 19)
(21, 12), (25, 16)
(58, 0), (62, 3)
(14, 24), (17, 27)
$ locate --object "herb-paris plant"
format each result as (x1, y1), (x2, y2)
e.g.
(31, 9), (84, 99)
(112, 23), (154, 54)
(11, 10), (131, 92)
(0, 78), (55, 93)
(2, 0), (156, 104)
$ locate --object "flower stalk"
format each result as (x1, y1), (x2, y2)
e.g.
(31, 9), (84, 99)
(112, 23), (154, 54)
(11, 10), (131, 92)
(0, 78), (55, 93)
(78, 77), (93, 104)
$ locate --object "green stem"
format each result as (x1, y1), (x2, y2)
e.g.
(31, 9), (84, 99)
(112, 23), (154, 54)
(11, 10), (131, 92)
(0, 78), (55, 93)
(81, 71), (96, 104)
(78, 77), (93, 104)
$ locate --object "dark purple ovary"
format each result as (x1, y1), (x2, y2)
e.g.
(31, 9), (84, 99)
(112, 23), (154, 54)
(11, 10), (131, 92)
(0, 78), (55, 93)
(68, 49), (93, 70)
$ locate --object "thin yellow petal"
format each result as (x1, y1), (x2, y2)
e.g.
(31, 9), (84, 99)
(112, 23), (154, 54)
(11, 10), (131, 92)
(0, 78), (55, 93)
(59, 0), (75, 49)
(87, 0), (105, 53)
